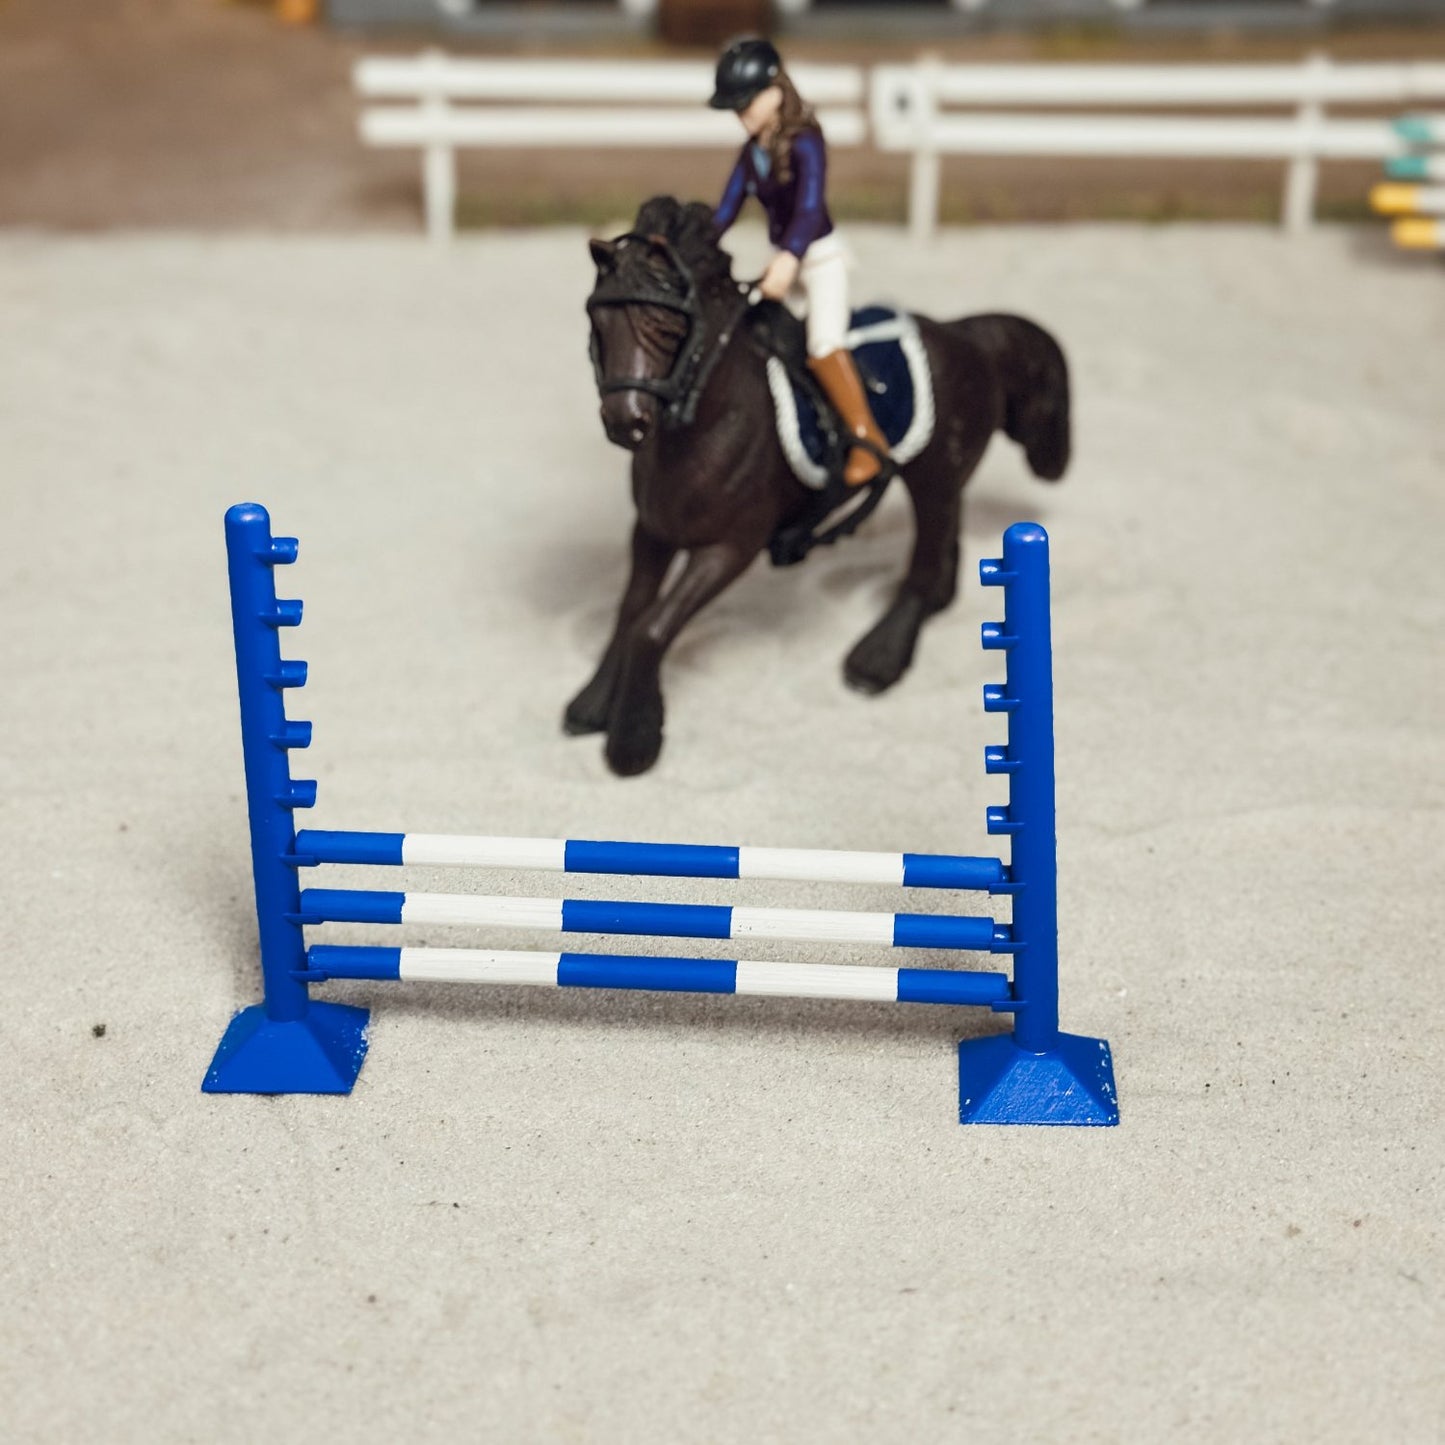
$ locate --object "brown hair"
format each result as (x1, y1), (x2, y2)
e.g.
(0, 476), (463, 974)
(766, 71), (818, 188)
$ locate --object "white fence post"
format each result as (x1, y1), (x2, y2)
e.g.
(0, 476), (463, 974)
(908, 53), (942, 243)
(1283, 52), (1329, 234)
(422, 127), (457, 244)
(420, 51), (457, 244)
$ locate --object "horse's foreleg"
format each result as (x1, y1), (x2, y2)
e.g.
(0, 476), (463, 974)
(564, 523), (677, 737)
(606, 540), (755, 777)
(844, 467), (963, 695)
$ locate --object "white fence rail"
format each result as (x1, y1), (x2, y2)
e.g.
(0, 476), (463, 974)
(356, 53), (1445, 241)
(872, 57), (1445, 238)
(356, 53), (866, 241)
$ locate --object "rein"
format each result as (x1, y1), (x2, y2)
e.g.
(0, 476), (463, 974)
(587, 233), (749, 429)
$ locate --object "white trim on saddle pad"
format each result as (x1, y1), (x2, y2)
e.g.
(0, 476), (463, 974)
(764, 312), (937, 491)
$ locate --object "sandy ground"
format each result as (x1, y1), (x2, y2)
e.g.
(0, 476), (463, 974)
(1, 223), (1442, 1443)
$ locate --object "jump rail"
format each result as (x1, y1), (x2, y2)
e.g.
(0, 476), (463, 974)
(204, 503), (1117, 1126)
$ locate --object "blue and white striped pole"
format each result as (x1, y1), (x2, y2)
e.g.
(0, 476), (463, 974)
(294, 888), (1011, 952)
(291, 831), (1008, 892)
(1386, 152), (1445, 183)
(307, 946), (1014, 1008)
(203, 504), (369, 1094)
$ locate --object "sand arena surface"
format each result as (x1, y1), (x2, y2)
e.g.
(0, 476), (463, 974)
(1, 224), (1441, 1442)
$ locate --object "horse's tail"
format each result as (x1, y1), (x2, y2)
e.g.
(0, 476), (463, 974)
(957, 313), (1072, 483)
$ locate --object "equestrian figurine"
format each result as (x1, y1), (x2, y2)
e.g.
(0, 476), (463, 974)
(708, 37), (889, 487)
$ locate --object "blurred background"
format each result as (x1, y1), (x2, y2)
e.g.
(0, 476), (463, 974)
(3, 0), (1444, 237)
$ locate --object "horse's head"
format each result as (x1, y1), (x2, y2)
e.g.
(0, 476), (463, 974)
(586, 197), (735, 450)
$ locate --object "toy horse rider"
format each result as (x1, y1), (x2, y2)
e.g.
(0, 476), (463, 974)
(709, 37), (889, 487)
(574, 49), (1074, 776)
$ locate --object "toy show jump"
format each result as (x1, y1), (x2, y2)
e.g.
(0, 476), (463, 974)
(1374, 114), (1445, 250)
(205, 503), (1118, 1126)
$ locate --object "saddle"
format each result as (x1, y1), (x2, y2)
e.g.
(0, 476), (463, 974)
(746, 302), (936, 567)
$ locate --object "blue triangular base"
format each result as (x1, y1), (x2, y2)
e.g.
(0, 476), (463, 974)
(203, 1002), (371, 1095)
(958, 1032), (1119, 1126)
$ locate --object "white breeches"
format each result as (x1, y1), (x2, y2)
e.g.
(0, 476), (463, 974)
(796, 231), (852, 358)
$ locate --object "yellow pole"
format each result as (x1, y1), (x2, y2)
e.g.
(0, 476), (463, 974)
(1392, 217), (1445, 250)
(1370, 182), (1422, 216)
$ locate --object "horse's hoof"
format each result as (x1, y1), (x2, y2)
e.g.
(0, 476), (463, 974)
(563, 707), (606, 737)
(563, 687), (610, 736)
(605, 723), (664, 777)
(844, 652), (904, 695)
(844, 608), (922, 695)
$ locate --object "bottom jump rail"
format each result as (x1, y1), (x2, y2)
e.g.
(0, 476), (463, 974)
(305, 945), (1017, 1009)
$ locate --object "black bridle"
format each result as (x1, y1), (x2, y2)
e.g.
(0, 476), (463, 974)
(587, 233), (746, 429)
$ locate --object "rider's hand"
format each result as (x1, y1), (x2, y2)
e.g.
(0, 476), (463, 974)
(758, 251), (801, 301)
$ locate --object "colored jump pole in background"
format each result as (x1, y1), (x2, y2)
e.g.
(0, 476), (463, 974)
(205, 503), (1118, 1125)
(1375, 115), (1445, 252)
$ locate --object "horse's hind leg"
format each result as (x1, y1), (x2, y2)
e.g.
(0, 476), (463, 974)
(844, 464), (962, 695)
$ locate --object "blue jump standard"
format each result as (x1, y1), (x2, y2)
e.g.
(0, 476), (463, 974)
(206, 502), (1118, 1125)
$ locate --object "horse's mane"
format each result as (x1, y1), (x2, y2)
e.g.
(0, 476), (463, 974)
(632, 196), (734, 289)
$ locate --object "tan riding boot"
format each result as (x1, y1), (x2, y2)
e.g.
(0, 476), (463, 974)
(808, 350), (891, 486)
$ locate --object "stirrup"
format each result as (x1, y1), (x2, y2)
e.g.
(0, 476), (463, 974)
(767, 469), (894, 568)
(848, 435), (898, 485)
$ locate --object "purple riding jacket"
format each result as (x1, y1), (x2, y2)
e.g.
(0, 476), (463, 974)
(711, 125), (834, 259)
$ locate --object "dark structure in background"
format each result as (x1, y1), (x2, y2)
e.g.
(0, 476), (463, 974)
(327, 0), (1445, 41)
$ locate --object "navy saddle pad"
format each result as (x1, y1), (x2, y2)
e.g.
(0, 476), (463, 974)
(765, 305), (935, 489)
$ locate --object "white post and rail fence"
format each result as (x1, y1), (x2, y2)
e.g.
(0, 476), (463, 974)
(355, 53), (867, 242)
(355, 52), (1445, 242)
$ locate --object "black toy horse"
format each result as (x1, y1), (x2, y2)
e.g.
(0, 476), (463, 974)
(569, 196), (1070, 777)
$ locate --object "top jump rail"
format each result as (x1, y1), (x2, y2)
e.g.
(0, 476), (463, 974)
(291, 830), (1008, 893)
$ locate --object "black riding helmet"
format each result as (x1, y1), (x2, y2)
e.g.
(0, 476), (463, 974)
(708, 37), (783, 112)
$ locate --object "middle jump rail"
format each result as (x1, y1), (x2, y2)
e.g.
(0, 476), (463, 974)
(296, 887), (1014, 952)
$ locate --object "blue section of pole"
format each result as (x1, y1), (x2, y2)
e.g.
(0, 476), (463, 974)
(297, 889), (406, 925)
(225, 503), (314, 1024)
(900, 853), (1005, 891)
(896, 968), (1012, 1007)
(980, 524), (1060, 1053)
(293, 830), (406, 866)
(561, 898), (734, 939)
(564, 839), (741, 878)
(891, 913), (1004, 952)
(557, 953), (739, 994)
(308, 945), (404, 981)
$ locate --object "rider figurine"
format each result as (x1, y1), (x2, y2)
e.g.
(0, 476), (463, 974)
(708, 37), (890, 487)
